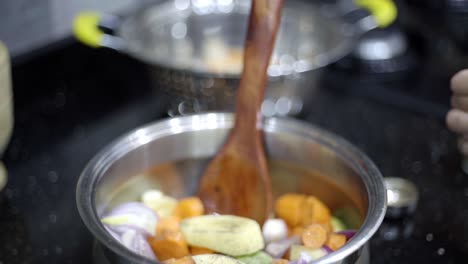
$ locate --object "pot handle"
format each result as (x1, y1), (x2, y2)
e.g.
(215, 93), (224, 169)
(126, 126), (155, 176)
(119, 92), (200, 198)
(73, 12), (125, 50)
(355, 0), (397, 28)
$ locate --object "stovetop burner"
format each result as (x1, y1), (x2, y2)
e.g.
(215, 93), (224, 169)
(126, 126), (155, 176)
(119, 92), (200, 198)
(320, 2), (458, 121)
(334, 26), (418, 76)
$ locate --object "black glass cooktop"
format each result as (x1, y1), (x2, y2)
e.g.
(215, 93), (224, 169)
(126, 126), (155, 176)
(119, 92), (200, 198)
(0, 37), (466, 264)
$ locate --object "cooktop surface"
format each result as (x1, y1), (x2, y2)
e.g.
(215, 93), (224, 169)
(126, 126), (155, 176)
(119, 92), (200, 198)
(0, 40), (466, 264)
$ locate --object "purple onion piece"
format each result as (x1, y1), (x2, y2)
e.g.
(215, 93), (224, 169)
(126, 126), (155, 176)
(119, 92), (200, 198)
(295, 252), (313, 264)
(337, 230), (357, 241)
(107, 202), (157, 219)
(102, 202), (158, 237)
(111, 224), (152, 237)
(265, 236), (301, 258)
(121, 229), (157, 261)
(322, 245), (333, 253)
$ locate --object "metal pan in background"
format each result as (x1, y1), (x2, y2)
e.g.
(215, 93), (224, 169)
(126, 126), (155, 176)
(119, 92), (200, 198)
(74, 0), (396, 116)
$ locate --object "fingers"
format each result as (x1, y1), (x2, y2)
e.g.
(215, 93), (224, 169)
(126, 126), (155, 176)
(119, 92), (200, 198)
(458, 137), (468, 156)
(446, 109), (468, 134)
(449, 70), (468, 156)
(451, 95), (468, 112)
(451, 69), (468, 95)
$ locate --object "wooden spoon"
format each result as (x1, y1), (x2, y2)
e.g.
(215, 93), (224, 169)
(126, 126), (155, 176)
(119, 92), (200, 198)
(197, 0), (283, 224)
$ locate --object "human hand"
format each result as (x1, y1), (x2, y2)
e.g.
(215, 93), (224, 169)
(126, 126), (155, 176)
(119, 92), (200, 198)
(447, 70), (468, 155)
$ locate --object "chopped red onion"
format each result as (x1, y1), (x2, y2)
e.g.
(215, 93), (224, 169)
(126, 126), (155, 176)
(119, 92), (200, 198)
(101, 202), (158, 237)
(107, 202), (157, 218)
(322, 245), (333, 253)
(120, 229), (157, 261)
(265, 235), (301, 258)
(289, 252), (313, 264)
(337, 230), (357, 241)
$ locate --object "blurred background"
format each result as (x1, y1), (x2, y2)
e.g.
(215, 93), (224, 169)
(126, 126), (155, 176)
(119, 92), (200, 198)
(1, 0), (468, 263)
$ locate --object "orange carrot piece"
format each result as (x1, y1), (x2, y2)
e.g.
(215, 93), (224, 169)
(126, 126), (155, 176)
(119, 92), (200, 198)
(326, 233), (346, 251)
(289, 226), (304, 237)
(275, 194), (307, 227)
(148, 231), (190, 261)
(173, 197), (204, 219)
(301, 224), (328, 249)
(190, 246), (214, 255)
(156, 216), (181, 235)
(320, 222), (332, 234)
(272, 259), (289, 264)
(301, 196), (331, 226)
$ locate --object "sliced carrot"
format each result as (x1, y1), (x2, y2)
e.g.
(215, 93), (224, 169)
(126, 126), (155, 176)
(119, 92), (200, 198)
(301, 224), (328, 249)
(320, 222), (332, 234)
(275, 194), (307, 227)
(272, 259), (289, 264)
(326, 233), (346, 251)
(156, 215), (181, 235)
(190, 246), (214, 255)
(173, 197), (204, 219)
(289, 226), (304, 237)
(301, 196), (331, 226)
(148, 231), (190, 261)
(163, 256), (195, 264)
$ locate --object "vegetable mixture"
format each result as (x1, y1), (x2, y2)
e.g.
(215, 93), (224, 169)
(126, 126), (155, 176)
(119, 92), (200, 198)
(101, 190), (358, 264)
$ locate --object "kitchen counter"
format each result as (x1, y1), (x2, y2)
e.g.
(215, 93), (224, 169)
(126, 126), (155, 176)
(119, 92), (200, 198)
(0, 43), (466, 264)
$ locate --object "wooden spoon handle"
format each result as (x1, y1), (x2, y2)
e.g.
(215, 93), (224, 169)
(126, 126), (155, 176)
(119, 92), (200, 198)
(231, 0), (283, 144)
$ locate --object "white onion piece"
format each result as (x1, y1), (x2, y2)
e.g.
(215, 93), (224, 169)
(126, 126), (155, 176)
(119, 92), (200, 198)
(262, 218), (288, 243)
(265, 236), (301, 258)
(141, 190), (177, 218)
(295, 252), (313, 264)
(102, 202), (158, 236)
(121, 229), (157, 261)
(107, 202), (157, 218)
(337, 230), (357, 241)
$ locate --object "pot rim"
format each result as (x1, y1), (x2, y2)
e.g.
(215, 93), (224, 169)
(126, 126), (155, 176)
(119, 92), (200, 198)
(76, 113), (387, 264)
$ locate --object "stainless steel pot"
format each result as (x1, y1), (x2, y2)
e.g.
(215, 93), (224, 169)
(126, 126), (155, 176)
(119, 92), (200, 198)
(76, 113), (387, 264)
(74, 0), (396, 116)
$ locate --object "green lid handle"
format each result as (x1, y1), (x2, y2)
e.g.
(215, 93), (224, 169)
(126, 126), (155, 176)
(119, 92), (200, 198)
(73, 12), (104, 48)
(355, 0), (397, 28)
